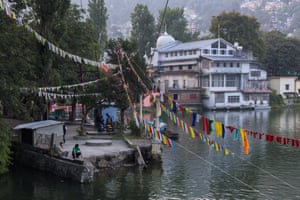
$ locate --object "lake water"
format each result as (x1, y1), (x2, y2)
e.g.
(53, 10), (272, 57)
(1, 108), (300, 200)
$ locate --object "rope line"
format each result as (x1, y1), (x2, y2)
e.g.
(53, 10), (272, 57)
(231, 152), (300, 192)
(175, 142), (272, 200)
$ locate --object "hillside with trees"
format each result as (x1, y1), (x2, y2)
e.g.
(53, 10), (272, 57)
(73, 0), (300, 39)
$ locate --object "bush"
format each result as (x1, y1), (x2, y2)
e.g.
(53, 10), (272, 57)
(128, 120), (141, 137)
(269, 90), (284, 107)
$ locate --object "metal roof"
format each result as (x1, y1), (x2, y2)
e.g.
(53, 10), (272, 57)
(14, 120), (63, 130)
(157, 38), (234, 52)
(202, 55), (249, 61)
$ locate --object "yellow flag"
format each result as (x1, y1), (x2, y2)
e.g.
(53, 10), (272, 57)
(189, 127), (195, 138)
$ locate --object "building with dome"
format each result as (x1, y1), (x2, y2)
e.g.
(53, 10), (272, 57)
(149, 32), (271, 110)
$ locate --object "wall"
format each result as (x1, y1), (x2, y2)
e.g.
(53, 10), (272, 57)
(14, 147), (94, 183)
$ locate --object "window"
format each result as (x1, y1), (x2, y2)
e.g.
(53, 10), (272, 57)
(237, 63), (240, 67)
(164, 80), (169, 90)
(174, 52), (178, 56)
(220, 42), (226, 48)
(226, 75), (237, 87)
(179, 51), (183, 56)
(202, 76), (209, 87)
(193, 50), (197, 55)
(179, 66), (183, 70)
(251, 71), (261, 77)
(173, 94), (178, 100)
(184, 51), (187, 56)
(285, 84), (290, 90)
(173, 80), (179, 88)
(215, 93), (225, 103)
(230, 63), (233, 67)
(170, 52), (173, 57)
(228, 50), (233, 55)
(216, 62), (220, 67)
(212, 74), (224, 87)
(189, 51), (193, 55)
(170, 66), (173, 71)
(188, 65), (192, 69)
(183, 80), (186, 88)
(228, 96), (240, 103)
(220, 50), (225, 55)
(211, 41), (218, 48)
(165, 53), (168, 58)
(204, 49), (209, 54)
(223, 63), (227, 67)
(212, 49), (217, 55)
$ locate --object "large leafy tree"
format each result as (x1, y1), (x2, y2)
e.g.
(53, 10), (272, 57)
(262, 31), (300, 76)
(88, 0), (108, 59)
(106, 38), (151, 124)
(157, 7), (199, 42)
(209, 11), (264, 59)
(130, 4), (156, 56)
(0, 8), (39, 118)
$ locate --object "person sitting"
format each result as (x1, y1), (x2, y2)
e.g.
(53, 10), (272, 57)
(56, 142), (69, 157)
(106, 113), (113, 131)
(72, 144), (82, 159)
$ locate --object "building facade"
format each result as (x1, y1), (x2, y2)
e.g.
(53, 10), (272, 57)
(268, 76), (298, 98)
(149, 32), (270, 110)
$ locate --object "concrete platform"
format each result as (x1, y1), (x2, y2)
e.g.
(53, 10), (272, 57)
(85, 139), (112, 146)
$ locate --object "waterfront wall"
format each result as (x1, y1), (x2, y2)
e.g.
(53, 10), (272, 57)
(13, 146), (94, 183)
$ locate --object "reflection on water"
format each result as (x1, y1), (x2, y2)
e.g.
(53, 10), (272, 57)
(1, 108), (300, 199)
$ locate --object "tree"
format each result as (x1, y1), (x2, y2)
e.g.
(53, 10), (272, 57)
(209, 11), (264, 59)
(88, 0), (108, 59)
(0, 119), (11, 174)
(0, 8), (40, 119)
(106, 38), (151, 124)
(130, 4), (156, 56)
(262, 31), (300, 76)
(157, 7), (199, 42)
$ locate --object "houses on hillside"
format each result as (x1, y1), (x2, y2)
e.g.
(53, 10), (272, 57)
(149, 32), (273, 110)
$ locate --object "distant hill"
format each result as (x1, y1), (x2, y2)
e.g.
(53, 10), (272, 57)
(72, 0), (300, 39)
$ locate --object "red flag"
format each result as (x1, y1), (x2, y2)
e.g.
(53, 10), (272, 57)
(100, 64), (109, 72)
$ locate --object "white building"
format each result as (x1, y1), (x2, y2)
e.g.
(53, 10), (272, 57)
(149, 32), (270, 110)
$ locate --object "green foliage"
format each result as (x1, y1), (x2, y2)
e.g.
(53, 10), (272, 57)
(269, 90), (284, 107)
(128, 119), (141, 137)
(0, 120), (11, 174)
(106, 38), (151, 102)
(130, 4), (156, 56)
(158, 7), (199, 42)
(209, 11), (264, 59)
(262, 31), (300, 76)
(88, 0), (108, 58)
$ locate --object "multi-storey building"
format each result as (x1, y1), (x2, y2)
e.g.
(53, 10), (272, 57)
(149, 32), (271, 110)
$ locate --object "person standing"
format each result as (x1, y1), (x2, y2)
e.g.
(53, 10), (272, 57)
(63, 124), (67, 143)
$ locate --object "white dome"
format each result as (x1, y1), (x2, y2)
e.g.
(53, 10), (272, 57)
(156, 32), (175, 48)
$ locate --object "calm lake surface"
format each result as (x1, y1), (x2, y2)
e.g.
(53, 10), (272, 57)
(1, 108), (300, 200)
